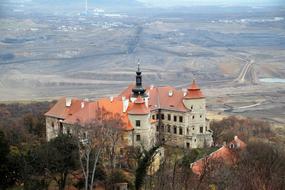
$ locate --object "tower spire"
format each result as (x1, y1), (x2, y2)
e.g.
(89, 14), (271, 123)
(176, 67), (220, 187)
(132, 60), (146, 97)
(137, 59), (140, 73)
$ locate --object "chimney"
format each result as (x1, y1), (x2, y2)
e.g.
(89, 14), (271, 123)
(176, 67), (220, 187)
(81, 102), (85, 109)
(110, 96), (113, 102)
(123, 99), (129, 113)
(182, 88), (187, 96)
(168, 90), (173, 97)
(145, 97), (149, 107)
(66, 97), (72, 107)
(150, 85), (154, 90)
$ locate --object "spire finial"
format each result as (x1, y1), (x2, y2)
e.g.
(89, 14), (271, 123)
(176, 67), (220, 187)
(137, 59), (140, 72)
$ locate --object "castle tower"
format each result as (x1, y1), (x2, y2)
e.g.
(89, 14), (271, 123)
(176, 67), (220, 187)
(132, 62), (147, 98)
(128, 96), (155, 149)
(183, 80), (205, 110)
(183, 80), (209, 148)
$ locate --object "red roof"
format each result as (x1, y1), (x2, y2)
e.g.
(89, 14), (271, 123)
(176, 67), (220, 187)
(191, 136), (246, 176)
(44, 97), (82, 119)
(184, 80), (205, 99)
(148, 86), (187, 112)
(118, 83), (135, 100)
(128, 96), (150, 115)
(46, 80), (205, 130)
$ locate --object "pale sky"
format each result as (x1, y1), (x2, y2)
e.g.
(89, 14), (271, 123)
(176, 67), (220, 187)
(138, 0), (284, 7)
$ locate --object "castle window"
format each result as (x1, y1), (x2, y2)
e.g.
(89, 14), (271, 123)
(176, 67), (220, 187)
(179, 116), (183, 122)
(59, 122), (63, 134)
(67, 127), (71, 135)
(191, 105), (193, 109)
(156, 125), (159, 132)
(174, 116), (177, 122)
(168, 114), (171, 121)
(161, 124), (164, 131)
(51, 122), (55, 129)
(167, 125), (171, 133)
(136, 120), (141, 127)
(200, 115), (202, 118)
(192, 115), (195, 119)
(179, 127), (183, 135)
(200, 126), (203, 133)
(136, 134), (141, 141)
(173, 126), (177, 134)
(156, 114), (159, 119)
(152, 115), (155, 120)
(161, 114), (165, 120)
(192, 126), (195, 130)
(84, 132), (88, 139)
(186, 142), (190, 148)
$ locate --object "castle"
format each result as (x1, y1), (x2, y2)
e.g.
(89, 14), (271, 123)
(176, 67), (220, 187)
(45, 64), (213, 149)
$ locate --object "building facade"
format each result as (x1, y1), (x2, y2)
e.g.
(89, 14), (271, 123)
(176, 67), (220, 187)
(45, 64), (213, 149)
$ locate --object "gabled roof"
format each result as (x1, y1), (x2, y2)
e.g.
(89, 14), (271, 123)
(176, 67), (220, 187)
(118, 83), (135, 100)
(44, 97), (82, 119)
(148, 86), (187, 112)
(184, 80), (205, 99)
(45, 80), (205, 131)
(191, 136), (246, 176)
(64, 98), (133, 131)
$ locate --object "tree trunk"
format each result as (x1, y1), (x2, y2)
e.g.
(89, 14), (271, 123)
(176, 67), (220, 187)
(90, 148), (102, 190)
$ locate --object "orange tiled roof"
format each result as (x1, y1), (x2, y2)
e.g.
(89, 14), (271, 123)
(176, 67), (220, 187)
(46, 80), (205, 130)
(184, 80), (205, 99)
(64, 98), (133, 131)
(148, 86), (187, 112)
(191, 136), (246, 176)
(44, 97), (82, 119)
(128, 96), (150, 115)
(118, 83), (135, 99)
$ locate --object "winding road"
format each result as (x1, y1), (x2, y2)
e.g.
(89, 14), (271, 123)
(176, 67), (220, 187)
(234, 59), (256, 84)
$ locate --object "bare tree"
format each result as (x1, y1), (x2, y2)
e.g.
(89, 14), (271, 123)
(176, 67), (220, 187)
(74, 108), (125, 190)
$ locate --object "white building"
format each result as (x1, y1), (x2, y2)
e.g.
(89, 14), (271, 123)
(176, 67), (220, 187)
(45, 64), (213, 149)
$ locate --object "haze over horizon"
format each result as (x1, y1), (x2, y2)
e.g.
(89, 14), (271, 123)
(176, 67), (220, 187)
(138, 0), (285, 7)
